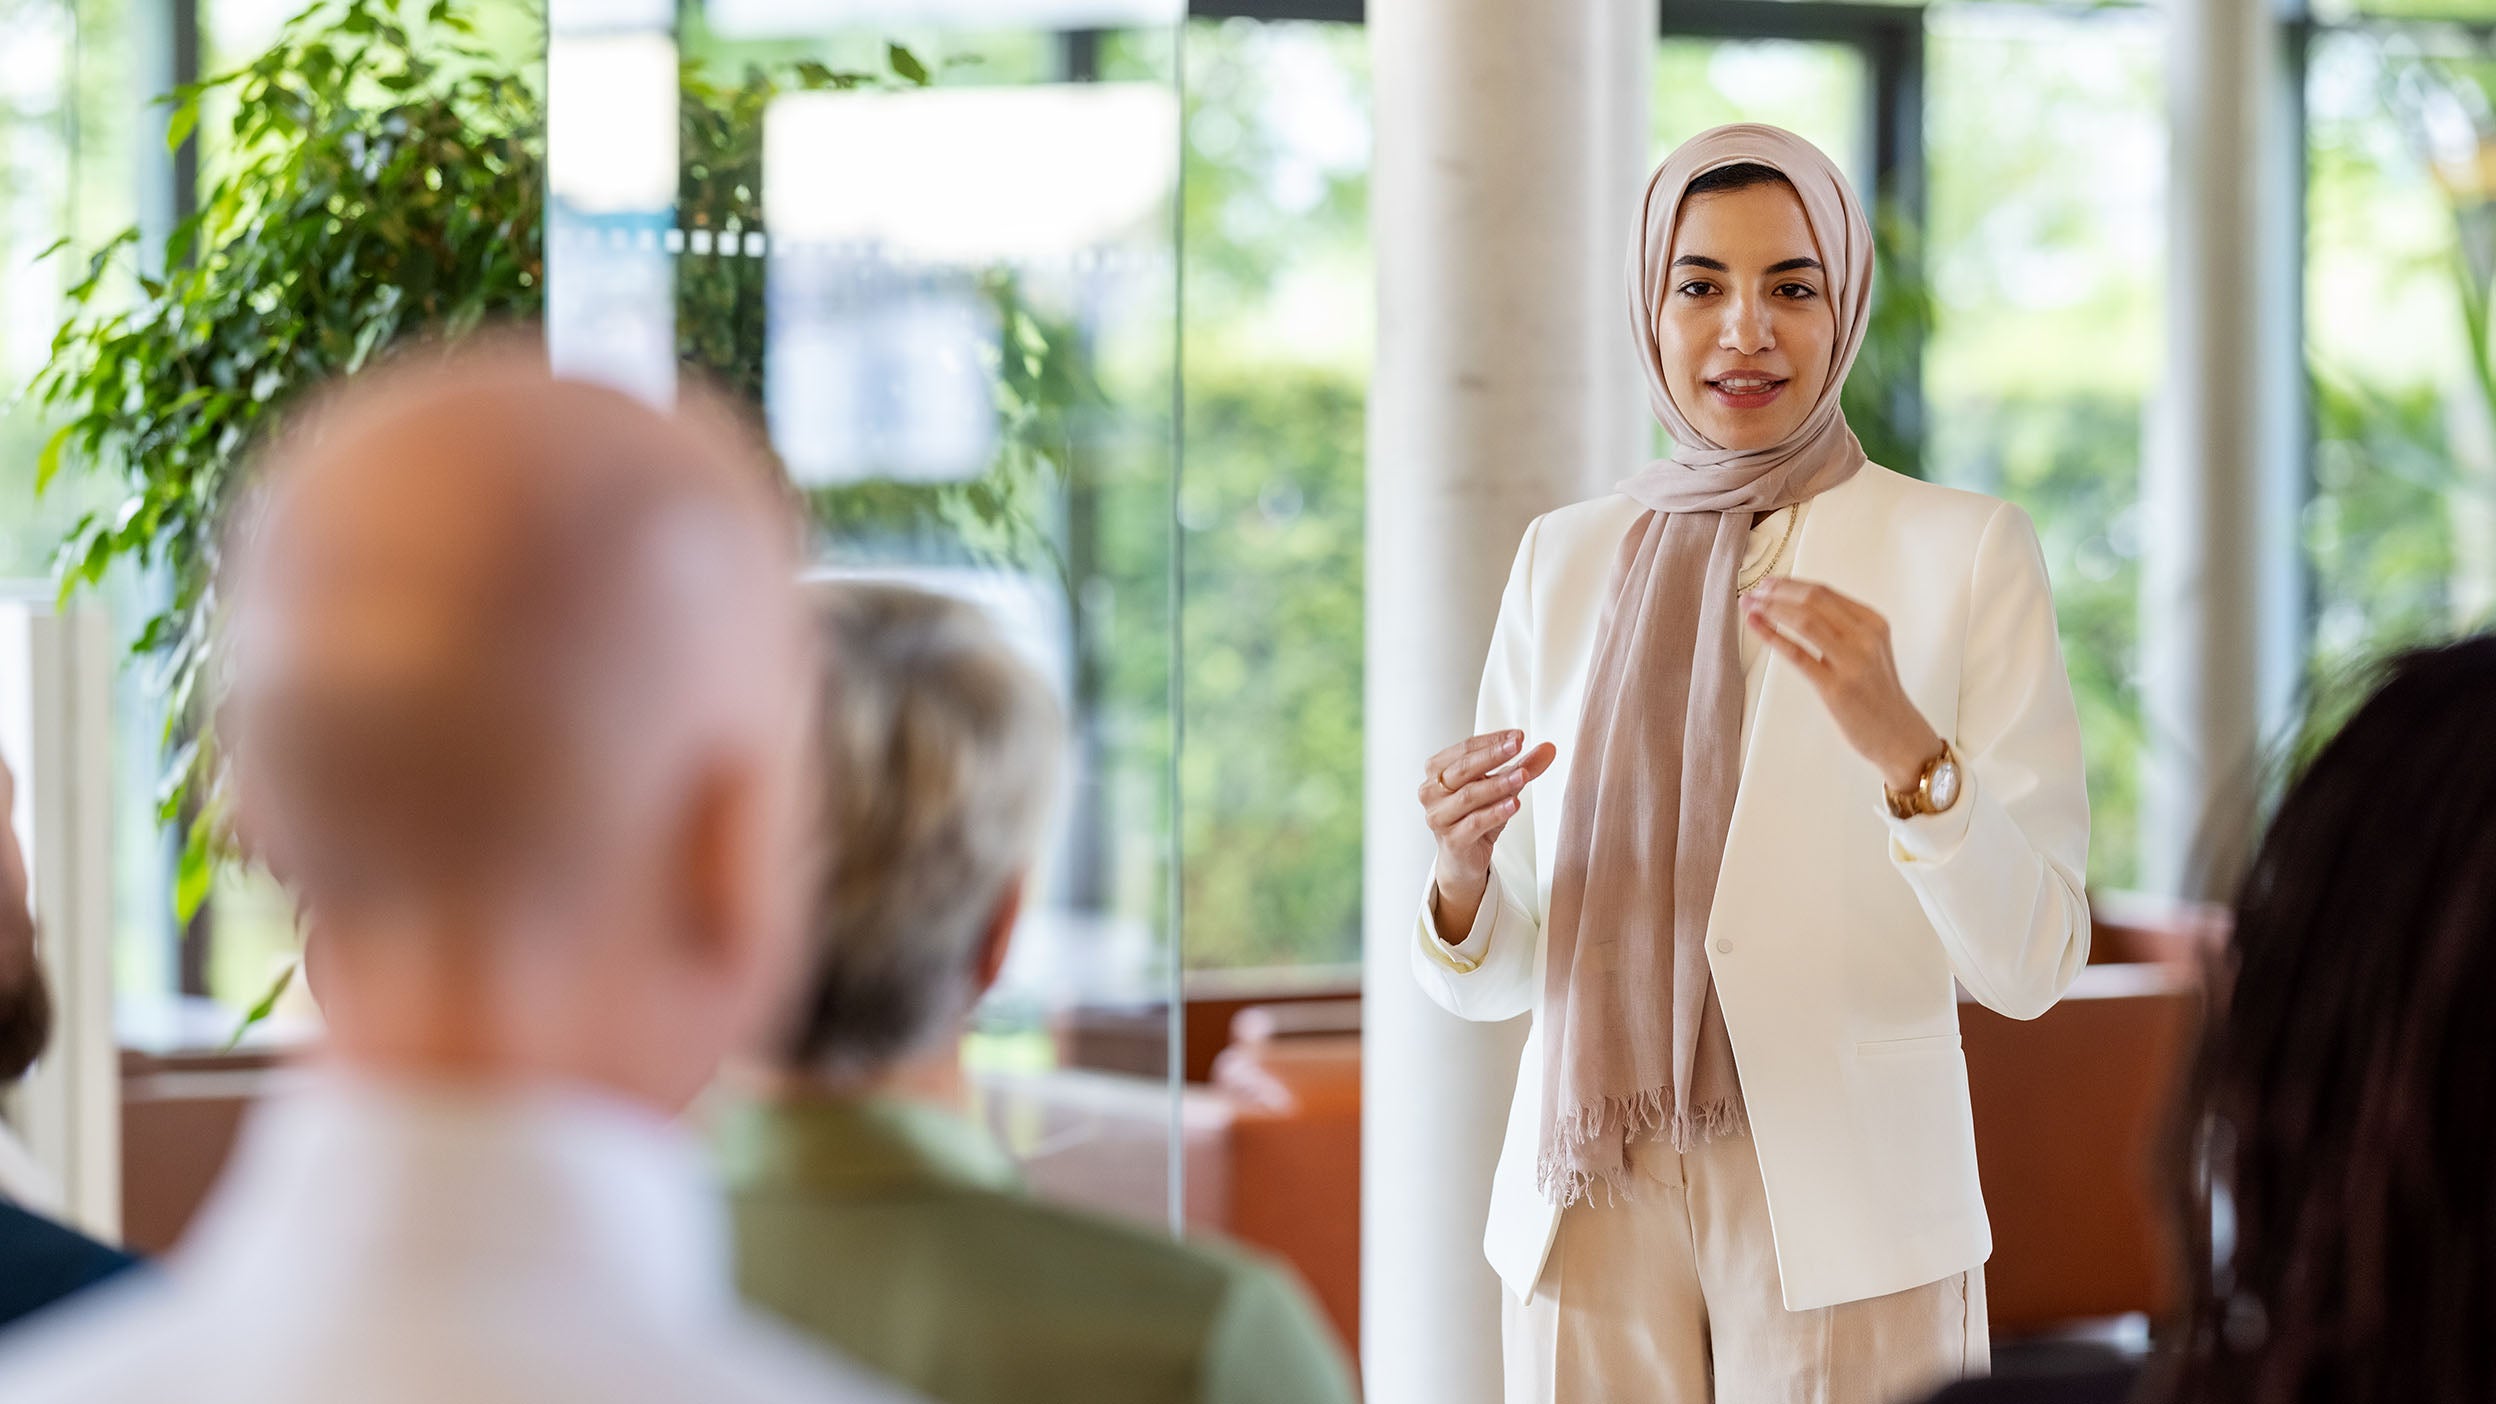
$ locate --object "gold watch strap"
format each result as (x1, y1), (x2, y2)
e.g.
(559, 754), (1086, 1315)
(1883, 780), (1922, 820)
(1885, 743), (1949, 819)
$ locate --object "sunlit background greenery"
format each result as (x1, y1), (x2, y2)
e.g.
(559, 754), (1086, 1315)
(7, 0), (2496, 1023)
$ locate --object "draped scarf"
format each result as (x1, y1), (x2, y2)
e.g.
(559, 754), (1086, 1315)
(1537, 124), (1875, 1205)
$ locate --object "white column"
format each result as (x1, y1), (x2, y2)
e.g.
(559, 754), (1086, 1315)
(1361, 2), (1654, 1401)
(0, 594), (120, 1238)
(2143, 0), (2299, 900)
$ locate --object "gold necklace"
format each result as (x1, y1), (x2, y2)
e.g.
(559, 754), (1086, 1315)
(1737, 505), (1800, 595)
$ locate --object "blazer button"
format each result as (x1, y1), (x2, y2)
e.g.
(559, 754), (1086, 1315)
(1714, 940), (1731, 954)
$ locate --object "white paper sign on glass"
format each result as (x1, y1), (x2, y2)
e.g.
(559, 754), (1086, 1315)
(546, 0), (673, 35)
(544, 33), (679, 406)
(709, 0), (1177, 40)
(547, 34), (679, 217)
(546, 221), (678, 408)
(766, 261), (999, 487)
(763, 84), (1176, 264)
(760, 83), (1176, 484)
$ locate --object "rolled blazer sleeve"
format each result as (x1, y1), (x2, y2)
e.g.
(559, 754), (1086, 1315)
(1883, 502), (2092, 1019)
(1410, 517), (1547, 1026)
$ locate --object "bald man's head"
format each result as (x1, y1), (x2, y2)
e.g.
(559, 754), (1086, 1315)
(222, 339), (809, 935)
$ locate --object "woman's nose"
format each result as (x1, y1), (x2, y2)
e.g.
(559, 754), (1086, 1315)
(1717, 295), (1774, 355)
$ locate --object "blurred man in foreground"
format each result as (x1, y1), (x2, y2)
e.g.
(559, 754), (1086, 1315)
(0, 751), (139, 1330)
(0, 343), (913, 1403)
(723, 581), (1357, 1404)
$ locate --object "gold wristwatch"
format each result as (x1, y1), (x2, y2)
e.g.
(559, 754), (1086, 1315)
(1884, 741), (1963, 820)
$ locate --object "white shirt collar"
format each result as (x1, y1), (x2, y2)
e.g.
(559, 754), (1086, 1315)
(0, 1120), (62, 1213)
(175, 1069), (733, 1325)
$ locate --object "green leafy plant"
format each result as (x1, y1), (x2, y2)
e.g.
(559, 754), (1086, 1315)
(23, 0), (1088, 956)
(28, 0), (543, 928)
(1843, 202), (1934, 479)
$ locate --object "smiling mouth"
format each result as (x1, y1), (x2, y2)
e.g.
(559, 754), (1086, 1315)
(1707, 375), (1787, 407)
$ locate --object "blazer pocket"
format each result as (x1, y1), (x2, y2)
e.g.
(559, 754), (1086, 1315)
(1854, 1032), (1963, 1058)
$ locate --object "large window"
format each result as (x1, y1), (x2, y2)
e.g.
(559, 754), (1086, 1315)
(177, 0), (550, 1031)
(1924, 5), (2162, 889)
(538, 2), (1195, 1223)
(22, 0), (2475, 1041)
(0, 0), (188, 1030)
(1167, 16), (1368, 973)
(2304, 13), (2496, 697)
(1654, 37), (1869, 187)
(0, 0), (124, 577)
(1157, 1), (2171, 932)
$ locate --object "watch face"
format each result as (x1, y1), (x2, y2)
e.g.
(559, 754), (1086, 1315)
(1928, 758), (1961, 812)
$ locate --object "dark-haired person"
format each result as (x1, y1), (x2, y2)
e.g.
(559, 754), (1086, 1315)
(723, 582), (1357, 1404)
(0, 750), (140, 1332)
(1412, 125), (2091, 1402)
(1929, 634), (2496, 1404)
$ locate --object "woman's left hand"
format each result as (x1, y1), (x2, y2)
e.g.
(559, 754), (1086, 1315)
(1742, 577), (1943, 794)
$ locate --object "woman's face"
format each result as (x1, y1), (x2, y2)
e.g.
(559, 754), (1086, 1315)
(1653, 180), (1835, 451)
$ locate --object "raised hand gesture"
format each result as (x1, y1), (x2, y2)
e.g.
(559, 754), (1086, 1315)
(1418, 729), (1556, 940)
(1741, 578), (1945, 794)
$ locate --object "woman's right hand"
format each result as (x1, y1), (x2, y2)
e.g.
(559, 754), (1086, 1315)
(1419, 729), (1557, 941)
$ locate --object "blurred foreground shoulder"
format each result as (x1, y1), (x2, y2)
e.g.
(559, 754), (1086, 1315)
(1195, 1238), (1358, 1404)
(0, 1202), (141, 1334)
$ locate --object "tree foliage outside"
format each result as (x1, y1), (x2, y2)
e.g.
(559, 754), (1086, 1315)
(0, 0), (138, 582)
(671, 45), (1090, 573)
(19, 0), (1074, 983)
(26, 0), (545, 928)
(1933, 393), (2146, 885)
(31, 3), (2484, 993)
(1925, 14), (2161, 891)
(1173, 368), (1364, 969)
(2306, 28), (2496, 693)
(1159, 18), (2166, 971)
(1122, 19), (1371, 972)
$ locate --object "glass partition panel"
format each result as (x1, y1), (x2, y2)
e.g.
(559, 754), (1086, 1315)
(0, 0), (198, 1037)
(550, 0), (1188, 1231)
(2305, 24), (2496, 698)
(1152, 17), (1367, 983)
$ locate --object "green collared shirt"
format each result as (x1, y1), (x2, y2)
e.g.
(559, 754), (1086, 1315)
(719, 1096), (1358, 1404)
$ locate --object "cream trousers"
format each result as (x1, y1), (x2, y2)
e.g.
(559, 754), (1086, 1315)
(1502, 1132), (1988, 1404)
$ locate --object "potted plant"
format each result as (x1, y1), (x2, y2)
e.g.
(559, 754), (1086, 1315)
(24, 0), (1091, 1015)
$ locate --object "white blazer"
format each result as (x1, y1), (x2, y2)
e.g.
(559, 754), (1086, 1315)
(1411, 463), (2091, 1313)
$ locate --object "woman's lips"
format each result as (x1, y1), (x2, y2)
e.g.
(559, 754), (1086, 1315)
(1707, 375), (1787, 411)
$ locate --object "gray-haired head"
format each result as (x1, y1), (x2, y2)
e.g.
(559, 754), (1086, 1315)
(783, 582), (1064, 1078)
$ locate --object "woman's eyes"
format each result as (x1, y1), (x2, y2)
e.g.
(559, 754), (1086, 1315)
(1673, 281), (1820, 300)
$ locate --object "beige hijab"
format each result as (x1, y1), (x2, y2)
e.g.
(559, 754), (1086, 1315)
(1537, 124), (1875, 1205)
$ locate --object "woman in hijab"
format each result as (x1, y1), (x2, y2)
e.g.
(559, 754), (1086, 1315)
(1410, 124), (2091, 1404)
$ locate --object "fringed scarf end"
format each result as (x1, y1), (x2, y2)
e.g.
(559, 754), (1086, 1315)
(1540, 1088), (1749, 1207)
(1667, 1097), (1748, 1152)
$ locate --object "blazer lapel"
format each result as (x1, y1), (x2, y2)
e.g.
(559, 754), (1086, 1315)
(1711, 470), (1887, 934)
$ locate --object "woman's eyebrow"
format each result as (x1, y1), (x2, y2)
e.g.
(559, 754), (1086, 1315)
(1667, 254), (1823, 274)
